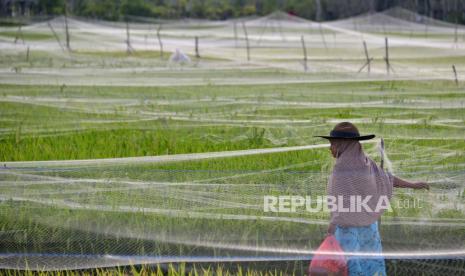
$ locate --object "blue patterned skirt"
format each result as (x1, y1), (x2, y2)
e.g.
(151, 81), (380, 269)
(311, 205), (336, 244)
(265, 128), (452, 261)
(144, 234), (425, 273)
(334, 221), (386, 276)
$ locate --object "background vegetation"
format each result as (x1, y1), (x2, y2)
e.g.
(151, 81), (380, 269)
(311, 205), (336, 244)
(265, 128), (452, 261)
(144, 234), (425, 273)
(2, 0), (465, 23)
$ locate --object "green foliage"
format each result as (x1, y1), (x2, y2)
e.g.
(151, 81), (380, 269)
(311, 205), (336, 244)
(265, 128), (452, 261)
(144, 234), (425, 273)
(77, 0), (122, 20)
(241, 4), (256, 16)
(7, 0), (464, 24)
(38, 0), (65, 15)
(121, 0), (155, 17)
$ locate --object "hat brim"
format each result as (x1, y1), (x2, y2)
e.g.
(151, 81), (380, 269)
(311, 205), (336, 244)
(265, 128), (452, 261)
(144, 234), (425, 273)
(314, 134), (376, 141)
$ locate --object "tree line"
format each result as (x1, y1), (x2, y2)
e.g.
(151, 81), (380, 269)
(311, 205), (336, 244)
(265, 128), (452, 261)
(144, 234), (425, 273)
(6, 0), (465, 24)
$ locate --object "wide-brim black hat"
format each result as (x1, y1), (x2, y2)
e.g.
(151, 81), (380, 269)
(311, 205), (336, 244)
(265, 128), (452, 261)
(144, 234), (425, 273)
(315, 122), (375, 141)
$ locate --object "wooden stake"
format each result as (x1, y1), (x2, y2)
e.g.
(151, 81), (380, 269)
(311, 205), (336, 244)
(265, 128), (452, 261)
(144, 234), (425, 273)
(300, 35), (308, 72)
(242, 22), (250, 61)
(195, 36), (200, 58)
(363, 41), (370, 73)
(63, 1), (71, 51)
(357, 58), (374, 74)
(357, 41), (373, 74)
(452, 65), (459, 86)
(384, 37), (390, 75)
(47, 21), (65, 52)
(26, 46), (30, 62)
(64, 13), (71, 51)
(156, 24), (163, 58)
(126, 20), (134, 55)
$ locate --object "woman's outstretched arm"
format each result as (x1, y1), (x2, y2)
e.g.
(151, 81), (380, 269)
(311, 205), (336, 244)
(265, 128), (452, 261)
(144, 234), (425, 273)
(393, 176), (429, 190)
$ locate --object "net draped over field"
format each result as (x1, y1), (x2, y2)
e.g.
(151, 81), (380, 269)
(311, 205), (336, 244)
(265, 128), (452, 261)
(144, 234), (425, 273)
(1, 119), (465, 270)
(1, 156), (465, 270)
(0, 6), (465, 273)
(0, 7), (465, 86)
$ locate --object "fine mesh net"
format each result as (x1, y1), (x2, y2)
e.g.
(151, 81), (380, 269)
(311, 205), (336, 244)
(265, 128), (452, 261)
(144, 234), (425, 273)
(1, 8), (464, 87)
(1, 141), (464, 270)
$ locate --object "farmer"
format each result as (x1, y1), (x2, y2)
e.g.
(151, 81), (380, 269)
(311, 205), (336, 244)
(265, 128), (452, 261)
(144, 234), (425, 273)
(315, 122), (429, 276)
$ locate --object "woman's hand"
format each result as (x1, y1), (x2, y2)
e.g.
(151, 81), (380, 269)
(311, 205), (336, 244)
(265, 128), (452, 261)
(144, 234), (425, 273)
(394, 176), (429, 190)
(413, 181), (430, 190)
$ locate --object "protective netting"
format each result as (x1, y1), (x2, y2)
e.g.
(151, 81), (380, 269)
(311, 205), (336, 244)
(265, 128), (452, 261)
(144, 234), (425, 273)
(1, 6), (465, 273)
(1, 143), (464, 270)
(1, 7), (464, 86)
(328, 7), (465, 34)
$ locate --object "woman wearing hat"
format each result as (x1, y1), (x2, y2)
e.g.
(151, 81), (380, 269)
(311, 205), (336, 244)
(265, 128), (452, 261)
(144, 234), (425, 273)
(316, 122), (429, 276)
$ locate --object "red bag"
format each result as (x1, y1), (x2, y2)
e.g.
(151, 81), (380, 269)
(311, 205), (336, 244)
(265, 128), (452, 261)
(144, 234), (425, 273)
(308, 235), (348, 276)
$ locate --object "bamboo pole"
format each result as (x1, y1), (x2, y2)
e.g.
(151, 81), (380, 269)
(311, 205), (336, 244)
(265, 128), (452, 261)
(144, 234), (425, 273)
(357, 41), (373, 74)
(384, 37), (390, 76)
(64, 13), (71, 51)
(242, 22), (250, 61)
(156, 24), (163, 58)
(363, 41), (370, 74)
(452, 65), (459, 86)
(195, 36), (200, 58)
(300, 35), (308, 72)
(126, 19), (134, 55)
(47, 21), (65, 52)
